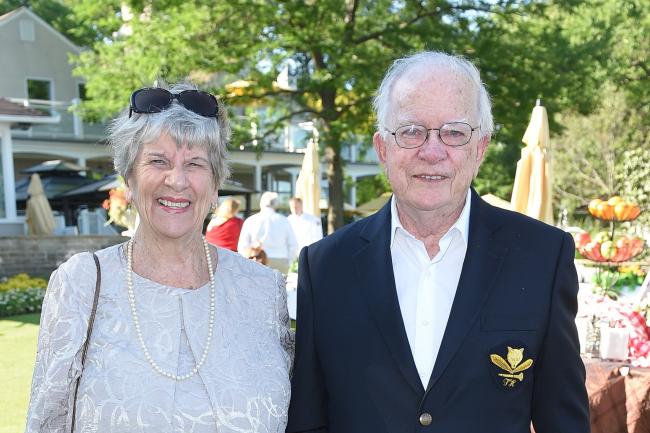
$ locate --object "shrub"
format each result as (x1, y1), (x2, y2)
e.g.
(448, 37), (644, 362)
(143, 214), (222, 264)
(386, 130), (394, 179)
(0, 273), (48, 292)
(0, 274), (47, 317)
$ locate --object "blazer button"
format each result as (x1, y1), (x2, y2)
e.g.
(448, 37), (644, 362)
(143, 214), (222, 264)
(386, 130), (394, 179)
(419, 412), (432, 426)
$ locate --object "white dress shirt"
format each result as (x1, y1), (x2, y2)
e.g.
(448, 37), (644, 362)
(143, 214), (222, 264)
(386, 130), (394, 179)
(390, 190), (471, 388)
(238, 207), (298, 260)
(288, 212), (323, 251)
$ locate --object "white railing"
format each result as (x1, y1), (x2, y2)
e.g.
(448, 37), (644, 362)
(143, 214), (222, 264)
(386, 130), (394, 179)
(8, 98), (107, 140)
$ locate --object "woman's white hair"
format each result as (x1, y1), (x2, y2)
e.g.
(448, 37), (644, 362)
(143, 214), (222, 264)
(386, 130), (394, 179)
(373, 51), (493, 140)
(108, 83), (231, 189)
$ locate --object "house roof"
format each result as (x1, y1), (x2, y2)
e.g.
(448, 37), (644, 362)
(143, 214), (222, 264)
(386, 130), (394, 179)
(0, 98), (49, 117)
(0, 7), (80, 53)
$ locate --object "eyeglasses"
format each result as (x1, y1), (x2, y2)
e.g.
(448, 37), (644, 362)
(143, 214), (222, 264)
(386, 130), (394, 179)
(386, 122), (479, 148)
(129, 87), (219, 118)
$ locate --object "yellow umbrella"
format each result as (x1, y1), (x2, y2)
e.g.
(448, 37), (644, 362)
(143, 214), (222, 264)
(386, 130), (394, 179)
(510, 100), (553, 224)
(295, 136), (321, 217)
(26, 173), (56, 236)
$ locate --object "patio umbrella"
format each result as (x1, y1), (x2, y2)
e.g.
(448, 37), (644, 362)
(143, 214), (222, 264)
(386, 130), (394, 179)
(26, 173), (56, 235)
(510, 100), (553, 224)
(295, 137), (321, 217)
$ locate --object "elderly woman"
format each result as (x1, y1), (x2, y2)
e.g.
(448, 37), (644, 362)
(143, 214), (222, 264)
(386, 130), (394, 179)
(25, 84), (293, 433)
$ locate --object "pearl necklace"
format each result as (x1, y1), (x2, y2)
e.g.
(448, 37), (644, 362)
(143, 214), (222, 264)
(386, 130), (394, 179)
(126, 237), (216, 381)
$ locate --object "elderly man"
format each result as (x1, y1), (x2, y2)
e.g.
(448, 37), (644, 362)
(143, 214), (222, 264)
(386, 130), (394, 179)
(287, 51), (589, 433)
(238, 191), (297, 274)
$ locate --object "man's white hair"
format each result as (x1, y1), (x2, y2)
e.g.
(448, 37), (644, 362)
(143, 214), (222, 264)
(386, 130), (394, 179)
(373, 51), (493, 140)
(260, 191), (279, 208)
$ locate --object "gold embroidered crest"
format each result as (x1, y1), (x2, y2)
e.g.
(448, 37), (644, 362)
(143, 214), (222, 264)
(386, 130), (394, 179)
(490, 346), (533, 388)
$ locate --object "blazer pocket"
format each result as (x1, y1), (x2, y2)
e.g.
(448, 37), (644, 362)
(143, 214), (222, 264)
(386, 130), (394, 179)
(481, 313), (542, 331)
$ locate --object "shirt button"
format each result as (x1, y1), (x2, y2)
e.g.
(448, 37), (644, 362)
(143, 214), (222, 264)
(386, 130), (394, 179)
(419, 412), (432, 426)
(421, 320), (430, 326)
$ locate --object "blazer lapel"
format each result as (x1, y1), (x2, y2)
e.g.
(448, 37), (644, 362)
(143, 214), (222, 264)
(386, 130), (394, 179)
(426, 190), (509, 392)
(353, 200), (424, 395)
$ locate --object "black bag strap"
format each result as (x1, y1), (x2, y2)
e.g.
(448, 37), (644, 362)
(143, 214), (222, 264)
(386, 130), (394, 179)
(70, 253), (101, 433)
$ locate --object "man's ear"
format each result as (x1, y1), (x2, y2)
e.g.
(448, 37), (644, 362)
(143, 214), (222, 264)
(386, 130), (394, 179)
(476, 134), (490, 163)
(373, 131), (388, 165)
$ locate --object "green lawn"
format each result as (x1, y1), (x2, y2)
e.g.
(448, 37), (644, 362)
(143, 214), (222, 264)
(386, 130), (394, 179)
(0, 313), (40, 433)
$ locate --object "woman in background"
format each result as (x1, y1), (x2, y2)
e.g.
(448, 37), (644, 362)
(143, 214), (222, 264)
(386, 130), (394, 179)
(205, 198), (244, 251)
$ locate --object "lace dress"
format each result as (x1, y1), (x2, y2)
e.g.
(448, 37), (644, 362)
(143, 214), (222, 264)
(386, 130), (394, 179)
(25, 243), (293, 433)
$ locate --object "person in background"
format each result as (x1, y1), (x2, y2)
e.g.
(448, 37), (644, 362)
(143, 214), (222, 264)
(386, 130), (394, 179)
(246, 245), (269, 266)
(238, 191), (298, 274)
(26, 83), (293, 433)
(205, 197), (244, 251)
(287, 51), (588, 433)
(287, 197), (323, 252)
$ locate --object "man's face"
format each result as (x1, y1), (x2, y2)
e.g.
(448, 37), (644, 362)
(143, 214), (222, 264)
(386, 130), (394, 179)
(290, 200), (303, 215)
(373, 70), (489, 219)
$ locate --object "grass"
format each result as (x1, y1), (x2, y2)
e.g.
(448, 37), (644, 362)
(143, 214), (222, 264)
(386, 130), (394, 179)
(0, 313), (40, 433)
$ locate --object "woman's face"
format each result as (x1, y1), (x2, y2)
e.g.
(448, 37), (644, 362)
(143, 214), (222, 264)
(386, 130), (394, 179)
(127, 133), (217, 242)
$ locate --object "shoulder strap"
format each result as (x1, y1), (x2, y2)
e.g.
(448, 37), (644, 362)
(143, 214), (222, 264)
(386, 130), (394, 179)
(70, 253), (101, 433)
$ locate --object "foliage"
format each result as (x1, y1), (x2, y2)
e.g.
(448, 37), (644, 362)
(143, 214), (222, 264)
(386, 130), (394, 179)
(67, 0), (627, 231)
(618, 147), (650, 228)
(0, 274), (47, 317)
(355, 173), (391, 207)
(553, 86), (649, 224)
(0, 273), (47, 292)
(0, 287), (46, 317)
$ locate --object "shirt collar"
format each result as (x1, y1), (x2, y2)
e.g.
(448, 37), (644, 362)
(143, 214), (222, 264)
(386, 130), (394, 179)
(390, 189), (472, 247)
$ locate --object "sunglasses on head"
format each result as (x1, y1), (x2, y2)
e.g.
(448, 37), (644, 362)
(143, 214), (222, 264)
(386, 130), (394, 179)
(129, 87), (219, 118)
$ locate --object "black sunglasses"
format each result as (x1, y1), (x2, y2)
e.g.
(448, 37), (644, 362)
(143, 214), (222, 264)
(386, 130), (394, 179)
(129, 88), (219, 118)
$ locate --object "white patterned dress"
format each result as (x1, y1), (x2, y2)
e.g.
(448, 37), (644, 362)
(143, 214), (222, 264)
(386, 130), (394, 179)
(25, 243), (293, 433)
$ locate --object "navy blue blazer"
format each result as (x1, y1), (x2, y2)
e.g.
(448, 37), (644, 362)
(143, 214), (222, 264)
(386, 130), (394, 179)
(287, 190), (589, 433)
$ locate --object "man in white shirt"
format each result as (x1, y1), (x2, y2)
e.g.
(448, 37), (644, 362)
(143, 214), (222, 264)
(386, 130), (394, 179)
(288, 51), (588, 433)
(238, 191), (297, 274)
(288, 197), (323, 252)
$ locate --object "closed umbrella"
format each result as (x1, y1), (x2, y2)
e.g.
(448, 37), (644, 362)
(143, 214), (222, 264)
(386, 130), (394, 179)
(510, 100), (553, 224)
(295, 136), (321, 217)
(26, 173), (56, 235)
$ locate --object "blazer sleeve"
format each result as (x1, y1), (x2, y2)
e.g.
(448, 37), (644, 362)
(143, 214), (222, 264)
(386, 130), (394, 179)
(286, 246), (329, 433)
(531, 233), (590, 433)
(25, 252), (97, 433)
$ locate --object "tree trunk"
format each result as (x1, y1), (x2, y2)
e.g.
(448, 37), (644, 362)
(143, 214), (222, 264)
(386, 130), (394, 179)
(325, 145), (345, 233)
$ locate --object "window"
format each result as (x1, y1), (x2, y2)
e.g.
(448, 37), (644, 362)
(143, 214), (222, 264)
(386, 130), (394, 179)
(78, 83), (87, 101)
(27, 79), (52, 101)
(19, 19), (35, 42)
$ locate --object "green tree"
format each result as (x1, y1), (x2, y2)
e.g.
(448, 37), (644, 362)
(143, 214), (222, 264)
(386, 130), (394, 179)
(549, 0), (649, 226)
(354, 173), (391, 208)
(70, 0), (609, 231)
(553, 86), (649, 224)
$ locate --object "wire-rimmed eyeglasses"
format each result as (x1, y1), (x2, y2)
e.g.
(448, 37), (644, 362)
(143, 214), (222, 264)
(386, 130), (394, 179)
(386, 122), (479, 148)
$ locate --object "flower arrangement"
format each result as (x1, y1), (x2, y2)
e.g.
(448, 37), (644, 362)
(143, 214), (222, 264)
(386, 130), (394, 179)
(101, 180), (137, 232)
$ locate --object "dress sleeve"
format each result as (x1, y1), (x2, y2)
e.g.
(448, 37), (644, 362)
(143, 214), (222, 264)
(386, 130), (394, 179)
(25, 252), (98, 433)
(273, 270), (295, 374)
